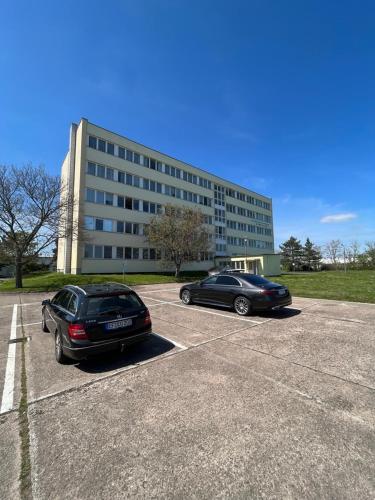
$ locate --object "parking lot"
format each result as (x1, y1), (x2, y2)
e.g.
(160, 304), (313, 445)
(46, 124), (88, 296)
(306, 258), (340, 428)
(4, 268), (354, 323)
(1, 283), (374, 499)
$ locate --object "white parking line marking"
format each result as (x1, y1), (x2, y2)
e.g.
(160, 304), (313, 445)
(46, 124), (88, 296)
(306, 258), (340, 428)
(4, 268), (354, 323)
(0, 301), (41, 309)
(152, 332), (187, 350)
(137, 287), (180, 294)
(147, 300), (181, 307)
(159, 301), (264, 324)
(1, 304), (18, 414)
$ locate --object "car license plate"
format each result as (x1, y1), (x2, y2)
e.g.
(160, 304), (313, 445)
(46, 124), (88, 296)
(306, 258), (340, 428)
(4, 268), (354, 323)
(105, 318), (132, 330)
(278, 289), (286, 296)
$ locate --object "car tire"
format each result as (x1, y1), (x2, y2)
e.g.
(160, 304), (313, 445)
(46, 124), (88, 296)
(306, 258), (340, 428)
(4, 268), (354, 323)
(42, 313), (49, 332)
(55, 332), (68, 364)
(234, 296), (251, 316)
(181, 289), (193, 305)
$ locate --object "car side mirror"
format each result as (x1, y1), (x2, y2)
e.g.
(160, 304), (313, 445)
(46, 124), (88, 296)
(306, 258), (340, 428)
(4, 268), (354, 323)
(42, 299), (50, 306)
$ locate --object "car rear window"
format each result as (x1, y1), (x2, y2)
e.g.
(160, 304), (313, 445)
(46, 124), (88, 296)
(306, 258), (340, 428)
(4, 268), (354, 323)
(241, 275), (271, 286)
(85, 293), (143, 316)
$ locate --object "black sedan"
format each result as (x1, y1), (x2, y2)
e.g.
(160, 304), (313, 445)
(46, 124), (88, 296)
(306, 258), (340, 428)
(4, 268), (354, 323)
(180, 273), (292, 316)
(42, 283), (152, 363)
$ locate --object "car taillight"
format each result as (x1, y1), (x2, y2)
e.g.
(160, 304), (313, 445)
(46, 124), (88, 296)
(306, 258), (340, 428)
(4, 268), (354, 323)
(68, 323), (88, 340)
(144, 310), (151, 325)
(260, 290), (275, 296)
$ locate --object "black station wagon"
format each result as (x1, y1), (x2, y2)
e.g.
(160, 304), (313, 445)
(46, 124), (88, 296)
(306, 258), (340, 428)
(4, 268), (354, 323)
(42, 283), (152, 363)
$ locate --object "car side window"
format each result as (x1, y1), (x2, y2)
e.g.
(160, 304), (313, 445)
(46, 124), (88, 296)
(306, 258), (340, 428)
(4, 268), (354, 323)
(216, 276), (241, 286)
(51, 291), (63, 305)
(54, 291), (71, 310)
(66, 294), (79, 315)
(202, 276), (217, 285)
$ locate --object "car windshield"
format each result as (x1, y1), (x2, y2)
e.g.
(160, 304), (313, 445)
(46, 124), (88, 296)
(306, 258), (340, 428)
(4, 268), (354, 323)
(240, 275), (271, 286)
(85, 293), (143, 316)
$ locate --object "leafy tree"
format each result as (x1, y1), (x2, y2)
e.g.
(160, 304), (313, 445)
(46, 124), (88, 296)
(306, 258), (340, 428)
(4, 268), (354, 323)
(145, 204), (211, 277)
(0, 164), (76, 288)
(279, 236), (303, 271)
(357, 241), (375, 269)
(302, 238), (322, 271)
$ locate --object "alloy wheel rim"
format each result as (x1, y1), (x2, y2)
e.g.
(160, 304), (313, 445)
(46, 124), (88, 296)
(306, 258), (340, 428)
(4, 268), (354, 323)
(235, 297), (248, 314)
(182, 290), (190, 303)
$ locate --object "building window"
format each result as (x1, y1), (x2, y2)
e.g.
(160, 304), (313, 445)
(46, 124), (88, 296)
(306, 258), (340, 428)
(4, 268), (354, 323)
(126, 150), (133, 162)
(133, 199), (139, 211)
(97, 165), (105, 178)
(125, 222), (132, 234)
(117, 221), (124, 233)
(98, 139), (106, 152)
(150, 248), (156, 260)
(106, 168), (114, 181)
(117, 196), (124, 208)
(125, 197), (132, 210)
(95, 219), (104, 231)
(143, 178), (149, 190)
(107, 142), (114, 155)
(103, 219), (113, 232)
(133, 223), (139, 235)
(126, 173), (133, 186)
(84, 244), (93, 258)
(143, 156), (149, 168)
(104, 246), (112, 259)
(165, 164), (170, 175)
(118, 146), (125, 159)
(96, 191), (104, 204)
(84, 216), (94, 230)
(88, 136), (97, 149)
(94, 245), (103, 259)
(133, 152), (140, 164)
(143, 248), (149, 260)
(132, 248), (139, 259)
(118, 171), (125, 184)
(150, 180), (155, 192)
(86, 188), (95, 203)
(156, 182), (162, 193)
(105, 193), (113, 206)
(143, 201), (149, 213)
(157, 161), (163, 172)
(116, 247), (124, 259)
(87, 162), (96, 175)
(150, 203), (156, 214)
(125, 247), (132, 259)
(150, 159), (156, 170)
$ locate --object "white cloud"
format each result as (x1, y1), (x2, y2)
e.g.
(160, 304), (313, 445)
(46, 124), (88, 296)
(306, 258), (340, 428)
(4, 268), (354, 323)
(320, 213), (357, 224)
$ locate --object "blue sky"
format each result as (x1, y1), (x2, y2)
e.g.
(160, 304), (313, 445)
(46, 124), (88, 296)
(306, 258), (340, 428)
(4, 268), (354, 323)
(1, 0), (374, 249)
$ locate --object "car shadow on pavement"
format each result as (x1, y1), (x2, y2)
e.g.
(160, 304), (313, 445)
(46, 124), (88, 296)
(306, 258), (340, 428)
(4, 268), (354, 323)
(256, 307), (302, 320)
(76, 334), (175, 374)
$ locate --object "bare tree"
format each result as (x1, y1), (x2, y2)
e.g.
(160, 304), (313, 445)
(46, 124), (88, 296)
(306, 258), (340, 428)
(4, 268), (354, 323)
(145, 204), (211, 277)
(0, 164), (77, 288)
(324, 239), (342, 269)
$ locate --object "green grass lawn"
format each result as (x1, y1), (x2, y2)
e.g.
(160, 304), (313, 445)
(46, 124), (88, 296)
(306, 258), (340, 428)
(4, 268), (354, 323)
(1, 270), (374, 304)
(270, 270), (375, 304)
(0, 271), (189, 293)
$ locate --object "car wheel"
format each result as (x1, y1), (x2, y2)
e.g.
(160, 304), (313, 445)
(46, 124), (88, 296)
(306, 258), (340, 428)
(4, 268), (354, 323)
(55, 332), (68, 364)
(234, 296), (251, 316)
(42, 313), (49, 332)
(181, 289), (192, 305)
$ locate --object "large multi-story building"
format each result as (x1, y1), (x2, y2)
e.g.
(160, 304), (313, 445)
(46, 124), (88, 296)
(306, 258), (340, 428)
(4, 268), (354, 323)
(57, 118), (275, 274)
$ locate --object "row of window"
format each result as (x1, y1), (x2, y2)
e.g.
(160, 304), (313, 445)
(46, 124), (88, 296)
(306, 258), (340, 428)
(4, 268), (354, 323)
(87, 162), (212, 207)
(226, 237), (273, 249)
(226, 203), (272, 224)
(88, 135), (271, 211)
(84, 216), (145, 235)
(84, 244), (161, 260)
(84, 244), (214, 261)
(226, 220), (273, 236)
(88, 135), (213, 190)
(224, 187), (271, 210)
(85, 188), (163, 214)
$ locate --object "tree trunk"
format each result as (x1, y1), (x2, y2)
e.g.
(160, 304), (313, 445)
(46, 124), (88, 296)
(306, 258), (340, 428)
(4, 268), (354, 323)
(15, 253), (23, 288)
(175, 263), (181, 278)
